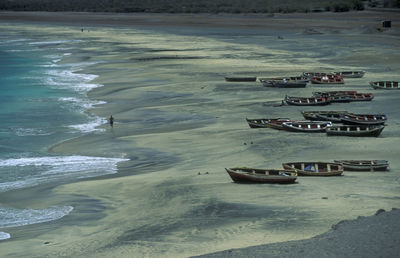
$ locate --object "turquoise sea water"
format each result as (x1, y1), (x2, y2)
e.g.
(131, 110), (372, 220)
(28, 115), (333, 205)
(0, 32), (127, 240)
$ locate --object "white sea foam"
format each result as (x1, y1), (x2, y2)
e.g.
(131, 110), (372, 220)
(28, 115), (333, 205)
(59, 97), (106, 110)
(0, 232), (11, 241)
(68, 116), (107, 133)
(0, 156), (129, 192)
(13, 128), (53, 137)
(44, 69), (101, 92)
(0, 206), (73, 228)
(28, 40), (82, 45)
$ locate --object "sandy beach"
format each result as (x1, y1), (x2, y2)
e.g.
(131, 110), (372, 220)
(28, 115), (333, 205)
(0, 11), (400, 257)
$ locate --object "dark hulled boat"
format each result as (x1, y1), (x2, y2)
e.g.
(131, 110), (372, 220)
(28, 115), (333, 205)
(225, 167), (297, 184)
(333, 71), (365, 78)
(284, 95), (330, 106)
(301, 111), (349, 123)
(347, 93), (374, 102)
(245, 118), (292, 129)
(313, 91), (358, 97)
(282, 162), (343, 176)
(282, 121), (332, 133)
(370, 81), (400, 90)
(326, 125), (385, 137)
(259, 78), (307, 88)
(340, 114), (387, 125)
(225, 76), (257, 82)
(334, 160), (389, 171)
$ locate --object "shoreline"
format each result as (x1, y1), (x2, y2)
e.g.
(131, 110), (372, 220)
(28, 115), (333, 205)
(194, 208), (400, 258)
(0, 11), (399, 257)
(1, 10), (399, 31)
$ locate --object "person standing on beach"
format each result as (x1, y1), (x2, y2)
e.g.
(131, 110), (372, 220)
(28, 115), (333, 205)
(109, 115), (114, 126)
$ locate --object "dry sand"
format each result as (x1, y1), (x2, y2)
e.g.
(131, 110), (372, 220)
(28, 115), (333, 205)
(0, 11), (400, 257)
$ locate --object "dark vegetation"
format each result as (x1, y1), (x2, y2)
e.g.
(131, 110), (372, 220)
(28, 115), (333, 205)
(0, 0), (398, 13)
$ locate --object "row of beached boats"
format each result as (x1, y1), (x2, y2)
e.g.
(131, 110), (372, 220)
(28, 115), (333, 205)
(246, 109), (387, 137)
(225, 71), (399, 90)
(226, 160), (390, 183)
(283, 90), (374, 106)
(225, 70), (394, 184)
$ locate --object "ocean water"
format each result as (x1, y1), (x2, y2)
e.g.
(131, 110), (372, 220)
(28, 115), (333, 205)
(0, 33), (127, 240)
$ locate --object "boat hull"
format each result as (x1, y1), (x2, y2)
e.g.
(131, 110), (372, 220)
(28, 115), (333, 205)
(285, 96), (330, 106)
(282, 162), (343, 176)
(226, 168), (297, 184)
(326, 125), (384, 137)
(246, 118), (291, 129)
(282, 121), (332, 133)
(225, 76), (257, 82)
(370, 81), (400, 90)
(334, 160), (389, 171)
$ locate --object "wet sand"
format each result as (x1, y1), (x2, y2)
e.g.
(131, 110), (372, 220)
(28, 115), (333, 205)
(1, 11), (400, 257)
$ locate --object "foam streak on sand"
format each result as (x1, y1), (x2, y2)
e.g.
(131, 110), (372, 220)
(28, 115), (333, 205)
(0, 155), (129, 192)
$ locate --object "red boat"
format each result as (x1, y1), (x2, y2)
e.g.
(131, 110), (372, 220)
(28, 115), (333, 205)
(310, 74), (344, 84)
(284, 95), (330, 106)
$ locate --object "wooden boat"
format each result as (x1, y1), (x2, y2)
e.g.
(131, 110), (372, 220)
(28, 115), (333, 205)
(259, 76), (309, 82)
(310, 74), (344, 84)
(284, 95), (330, 106)
(334, 160), (389, 171)
(245, 118), (292, 129)
(370, 81), (400, 90)
(347, 93), (374, 102)
(225, 167), (297, 184)
(333, 71), (365, 78)
(282, 121), (332, 133)
(313, 91), (358, 97)
(312, 91), (373, 101)
(259, 78), (307, 88)
(340, 114), (386, 125)
(301, 111), (349, 123)
(282, 162), (343, 176)
(225, 76), (257, 82)
(326, 125), (385, 137)
(303, 72), (333, 78)
(329, 95), (352, 103)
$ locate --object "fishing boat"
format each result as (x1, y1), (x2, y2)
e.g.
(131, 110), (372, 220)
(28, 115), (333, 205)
(284, 95), (330, 106)
(225, 167), (297, 184)
(333, 71), (365, 78)
(334, 160), (389, 171)
(301, 111), (349, 123)
(225, 76), (257, 82)
(310, 74), (344, 84)
(303, 72), (333, 78)
(282, 121), (332, 133)
(370, 81), (400, 89)
(312, 91), (373, 101)
(259, 78), (307, 88)
(329, 95), (352, 103)
(282, 162), (343, 176)
(340, 114), (386, 125)
(313, 91), (358, 97)
(245, 118), (292, 129)
(326, 125), (385, 137)
(347, 93), (374, 102)
(259, 76), (309, 82)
